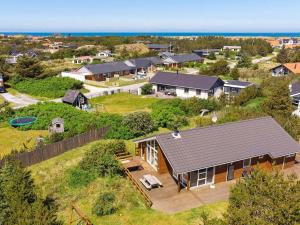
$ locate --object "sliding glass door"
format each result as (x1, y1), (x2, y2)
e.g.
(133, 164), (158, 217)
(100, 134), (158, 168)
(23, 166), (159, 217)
(190, 167), (215, 188)
(146, 140), (158, 171)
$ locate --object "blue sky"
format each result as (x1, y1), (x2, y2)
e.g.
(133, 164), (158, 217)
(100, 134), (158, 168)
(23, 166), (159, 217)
(1, 0), (300, 32)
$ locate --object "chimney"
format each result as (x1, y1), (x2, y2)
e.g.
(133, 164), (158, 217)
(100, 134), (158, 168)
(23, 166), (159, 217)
(172, 126), (181, 139)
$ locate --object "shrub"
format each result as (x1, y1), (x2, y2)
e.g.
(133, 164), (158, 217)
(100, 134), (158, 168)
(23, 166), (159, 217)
(141, 83), (153, 95)
(206, 59), (230, 75)
(230, 67), (240, 80)
(237, 54), (252, 68)
(92, 192), (117, 216)
(13, 77), (83, 98)
(79, 141), (122, 176)
(122, 112), (156, 137)
(181, 97), (220, 116)
(194, 117), (213, 127)
(15, 57), (44, 78)
(233, 86), (261, 106)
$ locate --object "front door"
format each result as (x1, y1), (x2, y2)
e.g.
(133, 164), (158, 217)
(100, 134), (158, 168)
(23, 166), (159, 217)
(227, 164), (234, 181)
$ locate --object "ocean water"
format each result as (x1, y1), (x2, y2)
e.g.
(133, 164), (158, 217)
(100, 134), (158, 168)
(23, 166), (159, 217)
(1, 32), (300, 37)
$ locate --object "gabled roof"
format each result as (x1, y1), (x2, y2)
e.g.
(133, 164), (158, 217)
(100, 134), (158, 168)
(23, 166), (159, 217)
(164, 53), (202, 64)
(224, 80), (253, 88)
(137, 117), (300, 174)
(150, 71), (224, 90)
(126, 57), (162, 68)
(84, 62), (134, 74)
(62, 90), (86, 104)
(146, 44), (169, 49)
(291, 81), (300, 96)
(283, 63), (300, 74)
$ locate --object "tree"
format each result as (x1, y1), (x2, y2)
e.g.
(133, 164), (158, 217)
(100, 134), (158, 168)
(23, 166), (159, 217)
(92, 192), (117, 216)
(230, 67), (240, 80)
(15, 57), (44, 78)
(0, 160), (62, 225)
(120, 47), (130, 59)
(262, 78), (293, 117)
(208, 59), (230, 75)
(226, 169), (300, 225)
(207, 52), (216, 60)
(122, 112), (156, 137)
(237, 54), (252, 68)
(141, 83), (153, 95)
(277, 47), (289, 63)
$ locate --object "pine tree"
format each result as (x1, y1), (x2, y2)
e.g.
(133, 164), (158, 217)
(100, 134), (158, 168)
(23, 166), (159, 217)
(277, 47), (289, 63)
(230, 67), (240, 80)
(237, 54), (252, 68)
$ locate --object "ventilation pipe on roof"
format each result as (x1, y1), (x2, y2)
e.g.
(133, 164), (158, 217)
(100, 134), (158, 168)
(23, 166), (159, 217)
(171, 126), (181, 139)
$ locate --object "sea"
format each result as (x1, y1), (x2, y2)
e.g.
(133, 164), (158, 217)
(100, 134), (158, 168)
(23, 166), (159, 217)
(1, 32), (300, 38)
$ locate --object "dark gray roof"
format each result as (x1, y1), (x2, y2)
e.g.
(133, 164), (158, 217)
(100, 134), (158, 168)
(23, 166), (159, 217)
(150, 117), (300, 174)
(166, 53), (202, 63)
(291, 81), (300, 96)
(193, 49), (220, 53)
(62, 90), (83, 104)
(224, 80), (253, 87)
(84, 62), (134, 74)
(150, 71), (224, 90)
(128, 57), (162, 68)
(146, 44), (169, 49)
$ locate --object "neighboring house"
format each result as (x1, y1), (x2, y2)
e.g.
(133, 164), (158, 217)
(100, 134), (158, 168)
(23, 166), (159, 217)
(135, 117), (300, 192)
(72, 56), (94, 64)
(162, 53), (203, 68)
(222, 46), (241, 52)
(124, 57), (162, 75)
(223, 80), (254, 95)
(5, 51), (24, 64)
(24, 49), (38, 58)
(290, 81), (300, 106)
(158, 51), (175, 59)
(62, 90), (89, 110)
(96, 50), (112, 58)
(150, 71), (224, 99)
(279, 38), (299, 47)
(271, 63), (300, 76)
(62, 61), (134, 82)
(146, 44), (172, 52)
(192, 49), (220, 57)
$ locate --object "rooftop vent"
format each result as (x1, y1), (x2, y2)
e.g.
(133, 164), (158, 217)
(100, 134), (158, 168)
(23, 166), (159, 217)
(171, 126), (181, 139)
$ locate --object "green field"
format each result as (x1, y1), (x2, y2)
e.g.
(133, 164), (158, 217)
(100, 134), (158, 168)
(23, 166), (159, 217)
(30, 140), (227, 225)
(90, 93), (159, 114)
(0, 124), (48, 157)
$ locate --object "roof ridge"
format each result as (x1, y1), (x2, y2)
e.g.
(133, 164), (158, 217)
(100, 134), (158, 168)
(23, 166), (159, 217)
(156, 71), (219, 79)
(156, 116), (273, 138)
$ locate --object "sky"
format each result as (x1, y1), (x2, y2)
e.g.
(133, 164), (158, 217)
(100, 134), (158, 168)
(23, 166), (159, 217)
(1, 0), (300, 32)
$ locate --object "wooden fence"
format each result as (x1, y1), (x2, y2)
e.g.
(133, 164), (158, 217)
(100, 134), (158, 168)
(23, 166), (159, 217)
(0, 127), (109, 168)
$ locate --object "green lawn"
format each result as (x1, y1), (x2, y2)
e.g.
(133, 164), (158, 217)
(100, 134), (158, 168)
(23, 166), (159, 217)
(90, 93), (159, 114)
(30, 140), (227, 225)
(0, 95), (5, 105)
(0, 123), (48, 157)
(245, 97), (265, 108)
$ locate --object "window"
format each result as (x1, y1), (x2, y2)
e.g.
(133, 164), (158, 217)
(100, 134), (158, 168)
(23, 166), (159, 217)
(243, 158), (251, 168)
(184, 88), (189, 93)
(196, 89), (201, 95)
(286, 153), (295, 158)
(56, 124), (61, 128)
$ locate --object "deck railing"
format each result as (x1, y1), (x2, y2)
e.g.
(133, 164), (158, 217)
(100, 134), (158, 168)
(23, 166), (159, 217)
(123, 167), (153, 207)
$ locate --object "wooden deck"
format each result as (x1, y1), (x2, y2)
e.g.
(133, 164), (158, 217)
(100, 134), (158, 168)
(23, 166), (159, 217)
(122, 156), (300, 214)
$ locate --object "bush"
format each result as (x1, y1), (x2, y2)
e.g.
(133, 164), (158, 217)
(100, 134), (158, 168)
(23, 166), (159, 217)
(141, 83), (153, 95)
(237, 54), (252, 68)
(15, 57), (44, 78)
(92, 192), (117, 216)
(205, 59), (230, 75)
(181, 97), (220, 116)
(13, 77), (83, 98)
(122, 112), (156, 137)
(79, 141), (123, 176)
(233, 86), (261, 106)
(194, 117), (213, 127)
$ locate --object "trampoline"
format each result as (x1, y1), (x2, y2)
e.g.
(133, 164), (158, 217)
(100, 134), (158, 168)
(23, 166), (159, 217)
(9, 116), (37, 127)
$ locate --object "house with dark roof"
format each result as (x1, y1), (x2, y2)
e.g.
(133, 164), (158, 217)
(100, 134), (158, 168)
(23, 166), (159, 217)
(223, 80), (254, 95)
(146, 44), (172, 52)
(135, 117), (300, 192)
(162, 53), (203, 68)
(150, 71), (224, 99)
(271, 63), (300, 76)
(62, 90), (88, 109)
(290, 81), (300, 106)
(124, 57), (162, 75)
(192, 49), (220, 57)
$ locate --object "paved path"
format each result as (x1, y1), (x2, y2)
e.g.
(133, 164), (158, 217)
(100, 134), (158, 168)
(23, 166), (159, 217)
(0, 92), (39, 109)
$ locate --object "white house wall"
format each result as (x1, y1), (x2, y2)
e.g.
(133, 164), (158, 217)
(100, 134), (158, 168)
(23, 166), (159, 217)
(61, 72), (86, 82)
(176, 87), (209, 99)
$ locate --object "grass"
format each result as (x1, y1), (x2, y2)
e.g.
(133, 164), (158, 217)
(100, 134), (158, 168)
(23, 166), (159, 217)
(30, 140), (227, 225)
(85, 78), (147, 88)
(0, 95), (5, 104)
(0, 123), (48, 157)
(90, 93), (159, 114)
(245, 97), (265, 108)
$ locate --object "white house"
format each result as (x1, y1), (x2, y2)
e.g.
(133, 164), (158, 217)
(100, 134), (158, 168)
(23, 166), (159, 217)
(96, 50), (112, 58)
(150, 71), (224, 99)
(223, 46), (241, 52)
(223, 80), (254, 95)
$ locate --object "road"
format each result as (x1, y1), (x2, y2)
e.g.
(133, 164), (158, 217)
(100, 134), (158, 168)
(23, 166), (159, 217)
(0, 92), (39, 109)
